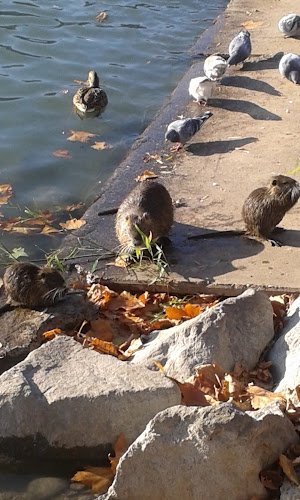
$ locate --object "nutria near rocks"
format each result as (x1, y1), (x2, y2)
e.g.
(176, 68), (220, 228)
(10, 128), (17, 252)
(188, 174), (300, 245)
(242, 174), (300, 241)
(116, 181), (173, 255)
(2, 262), (67, 311)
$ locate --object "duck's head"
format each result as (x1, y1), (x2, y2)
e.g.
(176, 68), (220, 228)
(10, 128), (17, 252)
(88, 70), (99, 87)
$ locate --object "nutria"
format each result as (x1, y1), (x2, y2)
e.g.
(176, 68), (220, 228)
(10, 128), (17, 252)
(115, 181), (173, 255)
(188, 174), (300, 245)
(1, 262), (67, 313)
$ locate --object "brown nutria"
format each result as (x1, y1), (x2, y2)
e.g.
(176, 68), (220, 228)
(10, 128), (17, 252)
(115, 181), (173, 255)
(188, 174), (300, 245)
(2, 262), (67, 311)
(242, 174), (300, 241)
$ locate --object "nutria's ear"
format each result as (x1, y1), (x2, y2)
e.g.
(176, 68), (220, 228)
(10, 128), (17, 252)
(272, 179), (277, 186)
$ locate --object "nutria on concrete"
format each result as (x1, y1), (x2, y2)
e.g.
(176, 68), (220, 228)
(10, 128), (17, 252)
(116, 181), (173, 255)
(188, 174), (300, 245)
(1, 262), (67, 312)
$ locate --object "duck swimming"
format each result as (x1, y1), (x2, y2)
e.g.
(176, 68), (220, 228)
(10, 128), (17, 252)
(73, 70), (108, 113)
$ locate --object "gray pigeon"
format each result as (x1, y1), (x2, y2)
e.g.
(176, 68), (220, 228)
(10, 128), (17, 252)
(278, 14), (300, 37)
(279, 53), (300, 84)
(165, 112), (213, 151)
(227, 30), (251, 66)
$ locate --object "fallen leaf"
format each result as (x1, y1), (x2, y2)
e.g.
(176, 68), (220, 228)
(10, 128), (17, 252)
(11, 226), (42, 234)
(165, 306), (187, 320)
(241, 20), (264, 29)
(71, 467), (113, 494)
(279, 454), (300, 486)
(176, 380), (209, 407)
(66, 202), (85, 211)
(89, 338), (130, 360)
(143, 153), (163, 164)
(53, 149), (72, 158)
(11, 247), (28, 259)
(114, 256), (130, 267)
(0, 184), (13, 205)
(43, 328), (63, 340)
(184, 303), (201, 318)
(59, 218), (86, 230)
(109, 434), (128, 474)
(95, 11), (107, 22)
(91, 141), (112, 150)
(41, 225), (61, 234)
(247, 385), (286, 410)
(135, 170), (158, 182)
(67, 130), (97, 143)
(86, 318), (113, 342)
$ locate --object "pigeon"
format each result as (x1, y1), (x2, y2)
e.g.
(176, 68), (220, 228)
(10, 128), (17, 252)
(279, 53), (300, 84)
(165, 112), (213, 151)
(203, 54), (227, 80)
(278, 14), (300, 38)
(188, 76), (216, 105)
(227, 30), (251, 66)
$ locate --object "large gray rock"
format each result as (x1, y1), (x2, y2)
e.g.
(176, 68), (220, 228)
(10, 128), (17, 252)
(132, 289), (274, 379)
(268, 297), (300, 392)
(100, 402), (298, 500)
(280, 476), (300, 500)
(0, 336), (180, 460)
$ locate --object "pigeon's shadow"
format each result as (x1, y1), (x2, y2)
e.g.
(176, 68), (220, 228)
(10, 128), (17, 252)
(221, 75), (282, 96)
(211, 98), (282, 121)
(243, 52), (284, 71)
(187, 136), (258, 156)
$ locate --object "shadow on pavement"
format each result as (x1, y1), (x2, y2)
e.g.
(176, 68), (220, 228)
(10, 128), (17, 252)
(243, 52), (284, 71)
(221, 75), (282, 96)
(210, 98), (282, 120)
(187, 136), (258, 156)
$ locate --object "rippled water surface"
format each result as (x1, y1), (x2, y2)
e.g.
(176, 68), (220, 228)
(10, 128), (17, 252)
(0, 0), (227, 259)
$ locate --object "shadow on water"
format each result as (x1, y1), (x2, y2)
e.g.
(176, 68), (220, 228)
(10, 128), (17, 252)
(243, 52), (284, 71)
(187, 136), (258, 156)
(221, 75), (282, 96)
(210, 98), (282, 120)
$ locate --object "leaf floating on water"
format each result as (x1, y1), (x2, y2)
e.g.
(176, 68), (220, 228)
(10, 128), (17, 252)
(91, 141), (112, 150)
(241, 20), (264, 29)
(60, 218), (86, 230)
(279, 454), (300, 486)
(11, 247), (28, 259)
(66, 201), (85, 211)
(53, 149), (72, 158)
(135, 170), (158, 182)
(0, 184), (13, 205)
(67, 130), (97, 143)
(41, 225), (61, 234)
(12, 226), (42, 234)
(95, 11), (107, 22)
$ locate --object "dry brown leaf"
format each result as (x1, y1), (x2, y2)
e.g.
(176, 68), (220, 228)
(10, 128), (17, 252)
(41, 225), (60, 234)
(86, 318), (113, 342)
(53, 149), (72, 158)
(143, 153), (163, 164)
(241, 20), (265, 29)
(89, 338), (130, 360)
(25, 216), (55, 226)
(165, 306), (187, 320)
(176, 380), (209, 407)
(279, 454), (300, 486)
(109, 434), (128, 475)
(184, 303), (201, 318)
(67, 130), (97, 143)
(91, 141), (112, 150)
(247, 385), (286, 409)
(135, 170), (158, 182)
(95, 11), (107, 22)
(0, 184), (13, 205)
(11, 226), (42, 234)
(59, 218), (86, 230)
(43, 328), (63, 340)
(71, 467), (113, 494)
(66, 202), (85, 211)
(113, 256), (130, 267)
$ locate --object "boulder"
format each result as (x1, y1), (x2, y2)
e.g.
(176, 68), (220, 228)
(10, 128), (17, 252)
(0, 336), (180, 460)
(132, 289), (274, 379)
(280, 476), (300, 500)
(267, 297), (300, 392)
(0, 294), (94, 375)
(100, 402), (298, 500)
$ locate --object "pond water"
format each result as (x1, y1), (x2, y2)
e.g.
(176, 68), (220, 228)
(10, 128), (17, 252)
(0, 0), (228, 496)
(0, 0), (227, 262)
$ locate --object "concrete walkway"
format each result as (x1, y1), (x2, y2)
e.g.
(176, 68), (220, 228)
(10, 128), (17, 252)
(64, 0), (300, 296)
